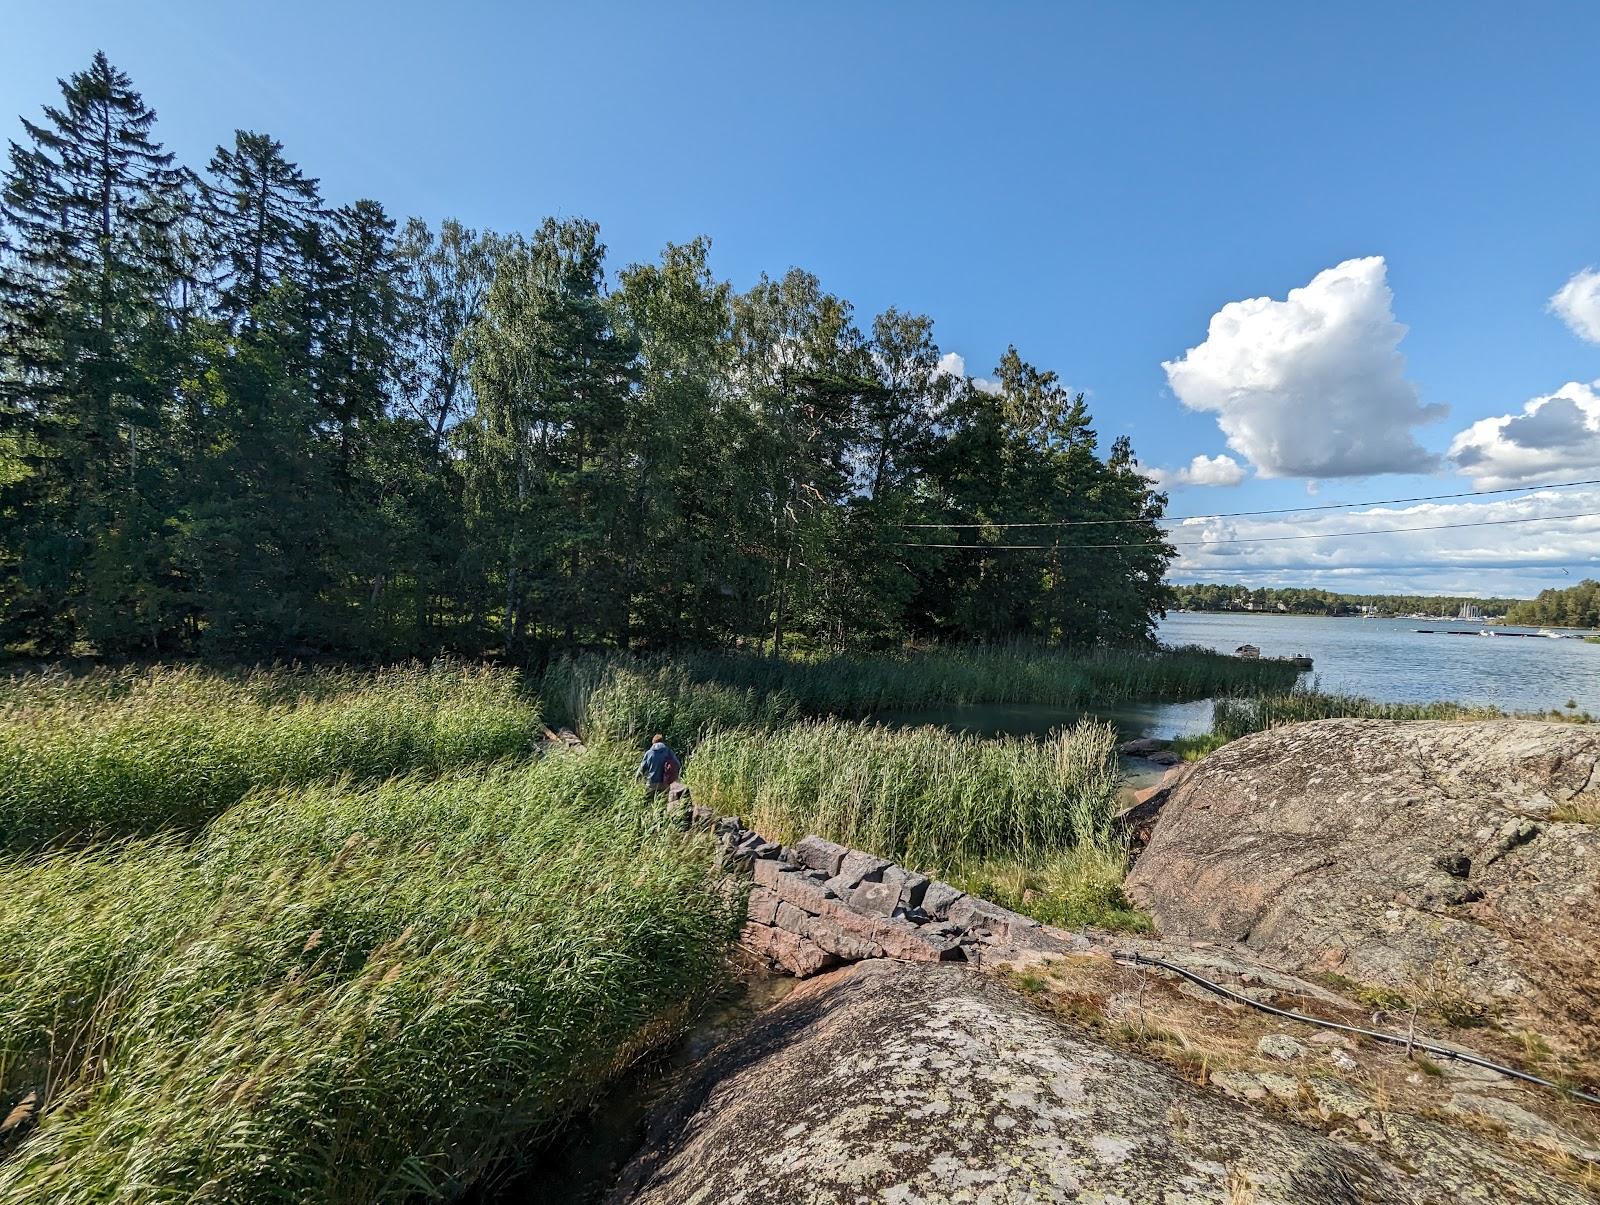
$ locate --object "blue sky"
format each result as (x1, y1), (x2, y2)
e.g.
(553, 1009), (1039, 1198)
(7, 2), (1600, 596)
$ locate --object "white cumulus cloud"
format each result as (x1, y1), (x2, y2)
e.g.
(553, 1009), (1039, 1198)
(1448, 379), (1600, 489)
(934, 351), (1008, 396)
(1162, 256), (1445, 479)
(1551, 268), (1600, 344)
(1145, 453), (1247, 489)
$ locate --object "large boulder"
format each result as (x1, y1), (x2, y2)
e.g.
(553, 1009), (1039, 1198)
(612, 960), (1584, 1204)
(1125, 718), (1600, 1051)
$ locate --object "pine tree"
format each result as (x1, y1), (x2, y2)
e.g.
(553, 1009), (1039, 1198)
(177, 131), (334, 654)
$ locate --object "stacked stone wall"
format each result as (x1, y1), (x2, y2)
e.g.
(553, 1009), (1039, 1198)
(681, 791), (1088, 978)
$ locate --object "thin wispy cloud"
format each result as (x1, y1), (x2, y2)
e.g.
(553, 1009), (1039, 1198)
(1167, 487), (1600, 595)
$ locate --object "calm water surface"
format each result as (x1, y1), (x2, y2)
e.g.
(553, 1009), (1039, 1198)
(881, 612), (1600, 743)
(1159, 611), (1600, 716)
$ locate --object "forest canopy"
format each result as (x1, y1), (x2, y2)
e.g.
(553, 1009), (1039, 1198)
(0, 53), (1173, 660)
(1169, 583), (1524, 617)
(1504, 580), (1600, 629)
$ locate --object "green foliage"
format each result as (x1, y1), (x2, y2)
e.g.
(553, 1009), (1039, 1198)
(1169, 731), (1230, 760)
(1210, 691), (1506, 742)
(687, 718), (1121, 872)
(1170, 582), (1524, 617)
(1199, 687), (1595, 753)
(945, 844), (1154, 933)
(2, 54), (1179, 661)
(547, 644), (1296, 753)
(657, 642), (1301, 717)
(0, 662), (542, 849)
(544, 655), (802, 751)
(0, 753), (740, 1202)
(1505, 579), (1600, 628)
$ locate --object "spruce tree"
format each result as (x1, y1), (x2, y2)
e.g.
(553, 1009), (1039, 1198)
(204, 131), (321, 325)
(0, 51), (181, 650)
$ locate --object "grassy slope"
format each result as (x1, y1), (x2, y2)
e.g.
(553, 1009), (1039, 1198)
(0, 645), (1284, 1198)
(0, 752), (738, 1202)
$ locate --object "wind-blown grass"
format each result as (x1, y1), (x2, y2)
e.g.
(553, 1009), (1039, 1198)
(544, 656), (801, 752)
(0, 752), (740, 1202)
(686, 718), (1147, 930)
(687, 718), (1121, 872)
(0, 662), (544, 849)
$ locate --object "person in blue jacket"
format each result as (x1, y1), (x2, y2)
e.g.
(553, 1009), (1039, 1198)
(636, 733), (680, 795)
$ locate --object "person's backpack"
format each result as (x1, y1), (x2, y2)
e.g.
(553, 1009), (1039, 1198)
(662, 754), (680, 786)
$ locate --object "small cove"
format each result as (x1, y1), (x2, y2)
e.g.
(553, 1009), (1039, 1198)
(873, 697), (1217, 742)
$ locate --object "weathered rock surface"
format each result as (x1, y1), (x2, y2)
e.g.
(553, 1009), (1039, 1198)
(613, 960), (1587, 1204)
(1125, 718), (1600, 1050)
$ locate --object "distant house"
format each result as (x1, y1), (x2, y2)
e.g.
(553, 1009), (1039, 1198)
(1235, 644), (1260, 659)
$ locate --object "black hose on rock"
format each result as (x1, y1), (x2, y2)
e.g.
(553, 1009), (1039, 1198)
(1112, 950), (1600, 1108)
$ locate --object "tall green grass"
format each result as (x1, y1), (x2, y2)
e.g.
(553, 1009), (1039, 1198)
(543, 656), (801, 751)
(0, 752), (739, 1202)
(686, 718), (1148, 930)
(946, 845), (1154, 934)
(548, 643), (1298, 753)
(1213, 691), (1510, 742)
(669, 643), (1301, 715)
(0, 663), (544, 849)
(687, 718), (1120, 872)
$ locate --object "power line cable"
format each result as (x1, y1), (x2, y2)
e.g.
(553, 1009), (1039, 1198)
(900, 508), (1600, 551)
(901, 476), (1600, 529)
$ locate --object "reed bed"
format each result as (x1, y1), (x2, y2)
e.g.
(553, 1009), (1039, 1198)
(668, 642), (1301, 715)
(687, 718), (1121, 875)
(0, 753), (739, 1202)
(548, 644), (1297, 753)
(1210, 690), (1508, 742)
(0, 662), (544, 849)
(544, 656), (801, 751)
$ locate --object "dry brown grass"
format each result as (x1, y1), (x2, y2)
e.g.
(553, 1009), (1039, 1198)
(995, 947), (1600, 1198)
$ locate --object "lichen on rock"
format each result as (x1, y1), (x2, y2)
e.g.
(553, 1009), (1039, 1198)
(612, 961), (1589, 1204)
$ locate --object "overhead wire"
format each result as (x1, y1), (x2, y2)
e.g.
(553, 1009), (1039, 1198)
(901, 475), (1600, 529)
(900, 508), (1600, 551)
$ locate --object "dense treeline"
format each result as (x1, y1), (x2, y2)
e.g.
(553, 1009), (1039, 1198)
(1170, 583), (1522, 617)
(1505, 580), (1600, 629)
(0, 54), (1172, 660)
